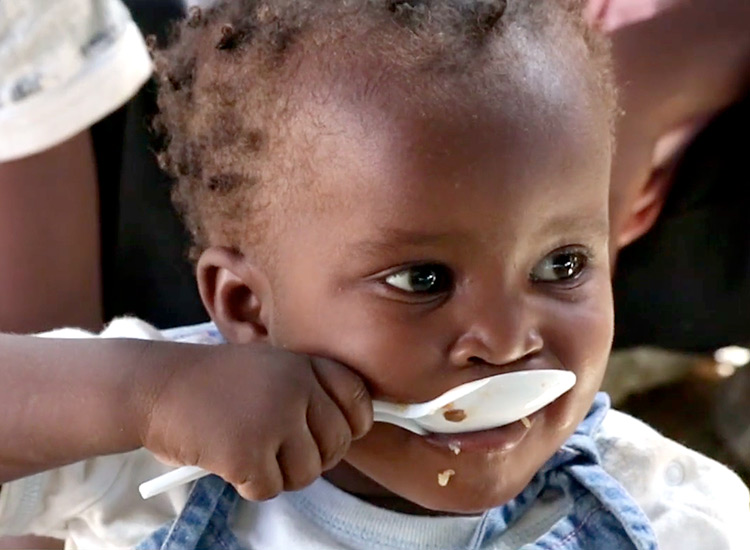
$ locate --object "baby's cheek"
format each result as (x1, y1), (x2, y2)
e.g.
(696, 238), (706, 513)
(585, 295), (615, 376)
(334, 328), (445, 401)
(541, 293), (611, 424)
(569, 283), (614, 365)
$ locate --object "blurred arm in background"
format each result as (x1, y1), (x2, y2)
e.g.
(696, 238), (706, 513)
(0, 132), (101, 333)
(601, 0), (750, 252)
(0, 1), (152, 547)
(0, 0), (152, 333)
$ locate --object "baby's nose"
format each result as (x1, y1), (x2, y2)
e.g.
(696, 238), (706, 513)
(448, 298), (543, 368)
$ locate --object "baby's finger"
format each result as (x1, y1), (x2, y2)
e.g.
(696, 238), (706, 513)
(307, 393), (352, 470)
(310, 358), (373, 439)
(234, 451), (284, 501)
(276, 427), (322, 492)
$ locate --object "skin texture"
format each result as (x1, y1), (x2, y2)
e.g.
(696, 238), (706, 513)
(199, 43), (614, 512)
(0, 131), (102, 333)
(0, 334), (371, 495)
(140, 343), (373, 498)
(0, 130), (101, 550)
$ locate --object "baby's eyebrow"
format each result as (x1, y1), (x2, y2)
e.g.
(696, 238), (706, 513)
(536, 215), (610, 241)
(348, 216), (608, 257)
(349, 228), (463, 255)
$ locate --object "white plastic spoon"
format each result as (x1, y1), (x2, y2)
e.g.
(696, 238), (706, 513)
(139, 369), (575, 499)
(372, 369), (576, 435)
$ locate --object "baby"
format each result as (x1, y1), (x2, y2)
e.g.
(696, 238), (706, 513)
(0, 0), (747, 548)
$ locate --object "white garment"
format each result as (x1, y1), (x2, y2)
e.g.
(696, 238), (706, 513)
(0, 318), (747, 549)
(0, 0), (152, 161)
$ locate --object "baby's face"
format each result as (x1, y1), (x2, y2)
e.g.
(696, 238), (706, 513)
(244, 72), (613, 512)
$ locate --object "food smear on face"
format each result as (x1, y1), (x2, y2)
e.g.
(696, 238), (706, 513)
(448, 442), (461, 455)
(437, 469), (456, 487)
(443, 408), (467, 422)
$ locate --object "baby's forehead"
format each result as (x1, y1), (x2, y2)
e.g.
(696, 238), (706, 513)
(279, 19), (610, 160)
(287, 44), (609, 165)
(258, 86), (611, 277)
(155, 0), (613, 258)
(251, 47), (611, 244)
(272, 74), (611, 225)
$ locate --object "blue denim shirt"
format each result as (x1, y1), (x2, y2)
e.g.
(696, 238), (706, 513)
(138, 324), (658, 550)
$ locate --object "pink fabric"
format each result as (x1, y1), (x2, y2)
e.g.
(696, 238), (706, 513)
(585, 0), (686, 31)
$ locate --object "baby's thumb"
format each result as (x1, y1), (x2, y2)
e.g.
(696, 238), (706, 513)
(310, 357), (373, 439)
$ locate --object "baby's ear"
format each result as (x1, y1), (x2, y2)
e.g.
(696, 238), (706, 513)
(615, 166), (673, 249)
(196, 247), (272, 344)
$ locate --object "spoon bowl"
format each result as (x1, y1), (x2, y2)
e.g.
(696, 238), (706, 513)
(375, 369), (576, 435)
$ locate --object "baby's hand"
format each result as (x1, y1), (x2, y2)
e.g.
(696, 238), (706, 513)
(137, 343), (372, 500)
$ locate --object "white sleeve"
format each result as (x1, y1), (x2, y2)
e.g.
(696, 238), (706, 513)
(0, 453), (131, 538)
(0, 0), (153, 161)
(0, 450), (186, 545)
(599, 409), (750, 550)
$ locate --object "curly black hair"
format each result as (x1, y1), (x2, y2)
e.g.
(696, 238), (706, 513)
(151, 0), (614, 260)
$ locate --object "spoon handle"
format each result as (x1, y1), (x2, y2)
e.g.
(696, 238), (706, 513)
(139, 410), (427, 499)
(139, 465), (207, 499)
(372, 400), (409, 418)
(372, 411), (427, 435)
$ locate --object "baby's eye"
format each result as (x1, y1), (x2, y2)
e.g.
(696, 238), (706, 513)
(530, 247), (589, 283)
(384, 264), (453, 294)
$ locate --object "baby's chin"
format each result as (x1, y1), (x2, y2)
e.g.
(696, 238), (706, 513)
(381, 471), (535, 516)
(338, 457), (539, 516)
(340, 427), (551, 515)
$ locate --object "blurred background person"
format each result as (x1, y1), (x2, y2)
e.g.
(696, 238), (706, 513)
(0, 0), (152, 334)
(0, 1), (154, 547)
(595, 0), (750, 483)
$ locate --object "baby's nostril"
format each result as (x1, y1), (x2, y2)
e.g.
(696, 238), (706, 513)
(468, 356), (485, 365)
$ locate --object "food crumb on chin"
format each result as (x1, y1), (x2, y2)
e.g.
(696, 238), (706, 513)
(520, 416), (531, 429)
(448, 442), (461, 455)
(437, 469), (456, 487)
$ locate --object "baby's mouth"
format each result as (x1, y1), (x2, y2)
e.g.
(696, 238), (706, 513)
(422, 409), (540, 454)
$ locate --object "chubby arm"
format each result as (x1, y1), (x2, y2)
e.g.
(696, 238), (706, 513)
(0, 334), (153, 482)
(0, 131), (102, 333)
(0, 331), (372, 500)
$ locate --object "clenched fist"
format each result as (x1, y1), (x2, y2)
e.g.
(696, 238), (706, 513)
(137, 342), (373, 500)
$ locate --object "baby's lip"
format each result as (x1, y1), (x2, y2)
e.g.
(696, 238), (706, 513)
(422, 409), (541, 454)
